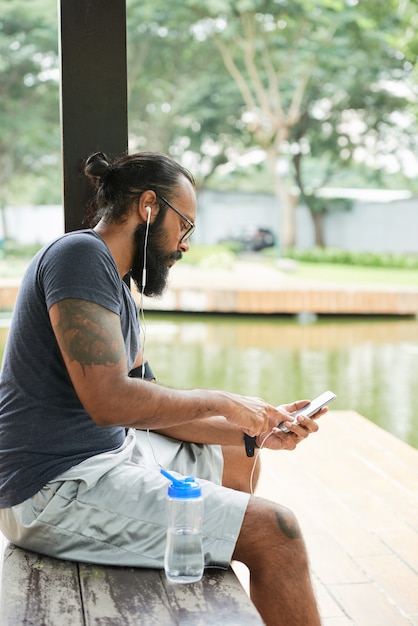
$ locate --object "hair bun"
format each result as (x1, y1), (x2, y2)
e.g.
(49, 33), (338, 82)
(84, 151), (112, 183)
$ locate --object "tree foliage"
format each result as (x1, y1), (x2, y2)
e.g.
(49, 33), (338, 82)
(1, 0), (417, 248)
(0, 0), (60, 213)
(126, 0), (417, 247)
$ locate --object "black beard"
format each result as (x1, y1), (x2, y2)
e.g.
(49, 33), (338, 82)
(130, 220), (182, 297)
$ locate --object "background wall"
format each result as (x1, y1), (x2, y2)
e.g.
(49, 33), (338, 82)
(197, 189), (418, 254)
(1, 189), (417, 254)
(0, 206), (64, 246)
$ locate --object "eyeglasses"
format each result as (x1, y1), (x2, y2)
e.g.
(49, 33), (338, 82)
(157, 195), (196, 243)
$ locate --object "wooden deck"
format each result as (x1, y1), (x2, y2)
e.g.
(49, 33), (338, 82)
(232, 410), (418, 625)
(138, 263), (418, 316)
(0, 280), (20, 312)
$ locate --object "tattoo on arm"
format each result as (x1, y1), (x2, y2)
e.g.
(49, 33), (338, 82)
(56, 300), (122, 372)
(275, 505), (301, 540)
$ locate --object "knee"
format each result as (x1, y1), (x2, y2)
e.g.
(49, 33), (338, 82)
(256, 498), (303, 544)
(273, 501), (302, 540)
(233, 497), (306, 566)
(246, 496), (301, 536)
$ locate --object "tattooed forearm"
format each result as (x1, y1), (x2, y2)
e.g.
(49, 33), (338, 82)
(275, 505), (302, 539)
(56, 299), (121, 371)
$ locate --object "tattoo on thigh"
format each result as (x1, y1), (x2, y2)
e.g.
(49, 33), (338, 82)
(56, 300), (121, 371)
(275, 506), (301, 539)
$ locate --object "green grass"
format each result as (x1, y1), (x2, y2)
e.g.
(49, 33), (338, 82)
(292, 262), (418, 287)
(183, 245), (418, 288)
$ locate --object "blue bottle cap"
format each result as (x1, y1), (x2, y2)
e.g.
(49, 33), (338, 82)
(160, 469), (202, 499)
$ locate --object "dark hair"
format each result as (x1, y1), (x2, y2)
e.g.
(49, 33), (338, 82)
(84, 151), (196, 226)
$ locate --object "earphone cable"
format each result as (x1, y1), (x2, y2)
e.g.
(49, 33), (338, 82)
(249, 431), (275, 494)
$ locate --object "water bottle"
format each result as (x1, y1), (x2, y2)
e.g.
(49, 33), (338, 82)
(161, 469), (204, 584)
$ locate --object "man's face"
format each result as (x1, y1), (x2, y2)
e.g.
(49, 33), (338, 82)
(130, 177), (197, 297)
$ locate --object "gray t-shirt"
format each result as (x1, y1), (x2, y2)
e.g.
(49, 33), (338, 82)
(0, 230), (139, 508)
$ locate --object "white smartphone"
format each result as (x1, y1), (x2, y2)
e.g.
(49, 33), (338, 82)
(278, 390), (336, 433)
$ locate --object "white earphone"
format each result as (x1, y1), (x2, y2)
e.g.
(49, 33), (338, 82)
(142, 207), (152, 290)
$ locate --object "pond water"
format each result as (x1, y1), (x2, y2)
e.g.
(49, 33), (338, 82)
(1, 314), (418, 448)
(143, 314), (418, 449)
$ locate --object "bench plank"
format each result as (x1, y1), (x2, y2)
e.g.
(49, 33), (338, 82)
(79, 563), (177, 625)
(1, 543), (265, 625)
(0, 543), (84, 625)
(162, 568), (265, 625)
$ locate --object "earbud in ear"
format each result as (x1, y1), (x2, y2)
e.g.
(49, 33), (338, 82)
(145, 206), (151, 224)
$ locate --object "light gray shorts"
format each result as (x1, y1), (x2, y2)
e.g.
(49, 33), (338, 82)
(0, 430), (249, 568)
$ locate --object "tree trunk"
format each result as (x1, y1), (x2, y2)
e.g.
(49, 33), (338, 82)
(310, 210), (325, 247)
(265, 148), (295, 252)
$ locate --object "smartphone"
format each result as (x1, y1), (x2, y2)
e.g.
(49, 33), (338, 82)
(278, 390), (336, 433)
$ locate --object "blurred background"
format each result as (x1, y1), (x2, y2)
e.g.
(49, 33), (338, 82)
(1, 0), (418, 447)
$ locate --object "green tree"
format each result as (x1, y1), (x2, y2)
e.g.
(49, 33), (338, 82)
(2, 0), (415, 252)
(289, 2), (416, 245)
(392, 0), (418, 178)
(127, 0), (416, 249)
(126, 1), (247, 185)
(0, 0), (60, 234)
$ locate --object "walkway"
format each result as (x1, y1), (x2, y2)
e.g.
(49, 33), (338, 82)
(233, 410), (418, 625)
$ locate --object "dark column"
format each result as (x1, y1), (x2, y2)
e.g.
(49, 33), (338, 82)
(59, 0), (128, 232)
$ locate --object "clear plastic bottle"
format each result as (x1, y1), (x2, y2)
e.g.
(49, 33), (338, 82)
(161, 469), (204, 584)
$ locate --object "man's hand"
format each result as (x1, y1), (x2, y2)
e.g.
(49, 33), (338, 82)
(220, 392), (284, 438)
(255, 400), (327, 451)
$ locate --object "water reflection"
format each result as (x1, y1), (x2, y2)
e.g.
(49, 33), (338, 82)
(1, 315), (417, 448)
(144, 315), (418, 449)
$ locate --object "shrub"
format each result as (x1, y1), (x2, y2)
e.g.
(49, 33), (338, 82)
(282, 247), (418, 269)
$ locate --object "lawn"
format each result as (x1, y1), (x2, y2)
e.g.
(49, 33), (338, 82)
(293, 261), (418, 287)
(1, 243), (418, 289)
(182, 244), (418, 288)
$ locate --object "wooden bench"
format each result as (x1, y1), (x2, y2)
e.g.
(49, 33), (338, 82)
(0, 541), (264, 625)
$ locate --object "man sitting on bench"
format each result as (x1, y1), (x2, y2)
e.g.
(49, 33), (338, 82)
(0, 151), (324, 626)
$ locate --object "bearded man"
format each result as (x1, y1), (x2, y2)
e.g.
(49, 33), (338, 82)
(0, 151), (323, 626)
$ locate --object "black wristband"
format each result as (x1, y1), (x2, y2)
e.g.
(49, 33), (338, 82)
(243, 434), (258, 457)
(129, 362), (156, 380)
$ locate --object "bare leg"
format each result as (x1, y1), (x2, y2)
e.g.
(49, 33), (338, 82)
(233, 496), (321, 626)
(222, 445), (261, 494)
